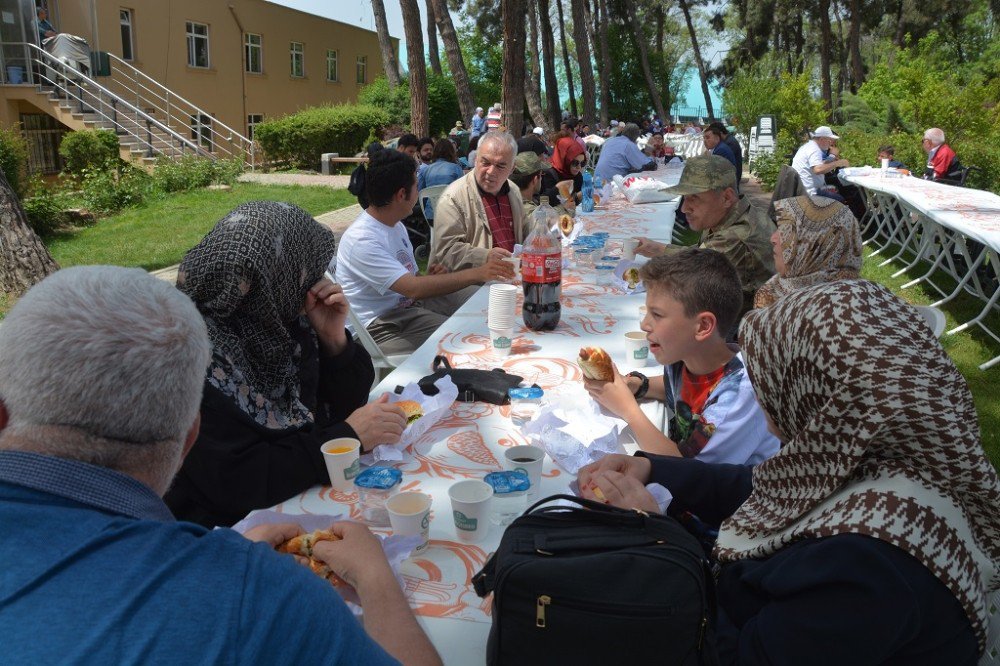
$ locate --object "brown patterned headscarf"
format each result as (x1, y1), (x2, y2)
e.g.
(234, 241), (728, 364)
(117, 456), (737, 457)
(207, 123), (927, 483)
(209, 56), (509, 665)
(177, 201), (337, 429)
(753, 195), (861, 308)
(721, 279), (1000, 648)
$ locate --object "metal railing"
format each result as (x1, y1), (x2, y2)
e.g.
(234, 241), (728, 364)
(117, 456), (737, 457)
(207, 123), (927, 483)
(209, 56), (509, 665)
(8, 42), (207, 162)
(101, 52), (254, 164)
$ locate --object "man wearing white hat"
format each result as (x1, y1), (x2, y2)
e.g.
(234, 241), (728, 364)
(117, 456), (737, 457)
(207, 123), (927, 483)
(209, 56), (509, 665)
(791, 126), (850, 196)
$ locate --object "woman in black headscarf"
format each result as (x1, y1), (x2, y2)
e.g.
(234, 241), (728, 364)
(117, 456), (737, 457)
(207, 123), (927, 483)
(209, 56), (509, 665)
(166, 201), (406, 528)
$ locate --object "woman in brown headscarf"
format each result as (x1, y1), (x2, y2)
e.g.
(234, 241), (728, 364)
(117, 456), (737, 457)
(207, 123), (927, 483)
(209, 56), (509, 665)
(578, 279), (1000, 663)
(165, 201), (406, 528)
(753, 194), (862, 308)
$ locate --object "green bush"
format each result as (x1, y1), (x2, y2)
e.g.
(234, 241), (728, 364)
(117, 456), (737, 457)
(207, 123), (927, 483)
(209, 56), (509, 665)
(358, 77), (410, 126)
(358, 73), (463, 137)
(254, 104), (391, 169)
(0, 125), (29, 198)
(21, 176), (70, 237)
(750, 151), (786, 192)
(58, 129), (120, 174)
(81, 164), (153, 214)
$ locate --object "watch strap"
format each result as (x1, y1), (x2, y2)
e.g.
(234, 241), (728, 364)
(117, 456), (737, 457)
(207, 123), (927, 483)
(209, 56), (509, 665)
(627, 371), (649, 399)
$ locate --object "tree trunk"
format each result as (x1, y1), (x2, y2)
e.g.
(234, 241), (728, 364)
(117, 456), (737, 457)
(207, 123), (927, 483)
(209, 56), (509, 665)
(625, 9), (668, 122)
(372, 0), (402, 88)
(538, 0), (563, 129)
(847, 0), (864, 91)
(425, 0), (443, 76)
(894, 0), (907, 47)
(0, 170), (58, 297)
(525, 1), (549, 128)
(556, 0), (577, 118)
(794, 13), (804, 74)
(677, 0), (715, 119)
(570, 0), (597, 126)
(818, 0), (833, 112)
(595, 0), (611, 125)
(431, 0), (477, 126)
(501, 0), (528, 134)
(400, 0), (429, 136)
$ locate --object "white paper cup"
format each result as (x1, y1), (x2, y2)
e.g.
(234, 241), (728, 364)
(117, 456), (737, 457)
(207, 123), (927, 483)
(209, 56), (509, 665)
(623, 238), (640, 261)
(881, 158), (890, 171)
(322, 438), (361, 492)
(387, 491), (432, 553)
(490, 326), (514, 356)
(448, 480), (493, 543)
(504, 445), (545, 499)
(624, 331), (650, 366)
(503, 256), (521, 282)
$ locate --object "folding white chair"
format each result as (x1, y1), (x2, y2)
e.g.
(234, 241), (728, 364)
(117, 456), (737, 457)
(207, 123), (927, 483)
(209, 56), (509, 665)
(346, 308), (408, 387)
(415, 184), (448, 260)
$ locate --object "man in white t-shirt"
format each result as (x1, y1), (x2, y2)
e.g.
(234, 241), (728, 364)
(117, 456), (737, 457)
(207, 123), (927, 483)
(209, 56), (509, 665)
(791, 126), (850, 195)
(336, 149), (514, 355)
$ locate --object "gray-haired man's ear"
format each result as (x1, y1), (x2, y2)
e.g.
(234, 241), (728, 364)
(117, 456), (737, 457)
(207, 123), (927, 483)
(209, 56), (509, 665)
(181, 412), (202, 460)
(0, 399), (8, 432)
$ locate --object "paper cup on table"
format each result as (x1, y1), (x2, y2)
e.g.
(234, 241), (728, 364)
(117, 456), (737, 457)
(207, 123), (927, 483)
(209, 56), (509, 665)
(387, 491), (432, 553)
(490, 326), (514, 357)
(623, 238), (640, 261)
(449, 480), (493, 543)
(624, 331), (650, 366)
(322, 438), (361, 492)
(504, 445), (545, 499)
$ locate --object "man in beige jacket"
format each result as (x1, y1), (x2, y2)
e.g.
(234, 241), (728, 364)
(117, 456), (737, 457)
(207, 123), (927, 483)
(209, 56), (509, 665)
(429, 132), (528, 271)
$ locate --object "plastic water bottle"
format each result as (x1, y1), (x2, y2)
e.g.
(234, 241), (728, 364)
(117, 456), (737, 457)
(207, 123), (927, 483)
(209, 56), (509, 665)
(580, 171), (595, 213)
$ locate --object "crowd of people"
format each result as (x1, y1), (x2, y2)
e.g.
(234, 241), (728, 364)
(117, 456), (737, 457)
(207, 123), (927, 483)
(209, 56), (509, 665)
(2, 99), (997, 663)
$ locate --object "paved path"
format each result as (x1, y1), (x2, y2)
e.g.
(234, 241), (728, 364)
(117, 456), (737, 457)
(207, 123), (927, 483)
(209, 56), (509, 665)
(238, 172), (352, 188)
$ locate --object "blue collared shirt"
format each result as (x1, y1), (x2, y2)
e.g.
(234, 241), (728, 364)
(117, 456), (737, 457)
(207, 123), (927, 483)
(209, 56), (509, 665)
(594, 136), (653, 182)
(0, 451), (397, 665)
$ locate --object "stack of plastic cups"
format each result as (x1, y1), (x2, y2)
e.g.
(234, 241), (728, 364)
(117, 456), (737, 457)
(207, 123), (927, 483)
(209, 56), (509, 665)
(488, 283), (518, 357)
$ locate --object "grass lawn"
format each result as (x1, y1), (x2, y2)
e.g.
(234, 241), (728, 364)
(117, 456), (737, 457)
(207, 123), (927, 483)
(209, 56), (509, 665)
(46, 183), (356, 272)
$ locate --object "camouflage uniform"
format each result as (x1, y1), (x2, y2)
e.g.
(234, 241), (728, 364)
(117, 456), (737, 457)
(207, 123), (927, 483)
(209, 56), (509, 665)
(662, 154), (776, 314)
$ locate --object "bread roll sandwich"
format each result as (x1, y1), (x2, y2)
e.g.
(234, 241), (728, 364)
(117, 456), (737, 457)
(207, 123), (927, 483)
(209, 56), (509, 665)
(577, 346), (614, 382)
(397, 400), (424, 426)
(559, 214), (575, 237)
(277, 529), (345, 586)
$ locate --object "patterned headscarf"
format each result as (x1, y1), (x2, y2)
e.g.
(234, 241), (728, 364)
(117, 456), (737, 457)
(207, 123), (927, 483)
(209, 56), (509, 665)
(721, 280), (1000, 648)
(177, 201), (338, 429)
(551, 136), (585, 180)
(753, 195), (861, 308)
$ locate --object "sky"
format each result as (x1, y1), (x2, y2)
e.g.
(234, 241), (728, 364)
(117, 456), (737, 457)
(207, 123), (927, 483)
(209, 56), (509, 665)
(266, 0), (723, 116)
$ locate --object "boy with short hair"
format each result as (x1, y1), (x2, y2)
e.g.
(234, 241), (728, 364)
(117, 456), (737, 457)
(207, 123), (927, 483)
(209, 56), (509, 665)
(583, 247), (779, 465)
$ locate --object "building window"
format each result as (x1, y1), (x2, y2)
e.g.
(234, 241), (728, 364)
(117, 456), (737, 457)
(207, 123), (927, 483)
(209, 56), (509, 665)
(120, 9), (135, 61)
(186, 21), (209, 68)
(244, 33), (262, 74)
(247, 114), (263, 140)
(191, 113), (213, 150)
(356, 55), (366, 84)
(290, 42), (304, 78)
(326, 49), (338, 82)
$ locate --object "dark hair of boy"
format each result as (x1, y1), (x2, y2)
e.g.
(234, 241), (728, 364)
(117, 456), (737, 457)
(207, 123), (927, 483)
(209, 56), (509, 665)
(365, 149), (417, 208)
(418, 137), (434, 150)
(397, 133), (420, 149)
(432, 138), (457, 163)
(878, 145), (895, 156)
(639, 247), (743, 337)
(707, 121), (729, 136)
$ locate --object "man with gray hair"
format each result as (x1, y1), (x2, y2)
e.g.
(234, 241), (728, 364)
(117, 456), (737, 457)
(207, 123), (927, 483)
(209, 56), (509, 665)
(594, 122), (657, 182)
(430, 131), (526, 272)
(0, 266), (440, 665)
(921, 127), (961, 182)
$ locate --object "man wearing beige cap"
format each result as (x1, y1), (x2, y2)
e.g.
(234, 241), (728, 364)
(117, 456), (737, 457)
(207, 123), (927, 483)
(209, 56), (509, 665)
(792, 126), (850, 196)
(635, 154), (775, 315)
(510, 150), (546, 222)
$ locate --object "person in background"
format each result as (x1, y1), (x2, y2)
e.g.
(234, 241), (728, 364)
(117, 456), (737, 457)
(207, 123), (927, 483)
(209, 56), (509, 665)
(165, 202), (404, 528)
(449, 121), (465, 137)
(579, 279), (1000, 665)
(396, 134), (420, 160)
(645, 131), (667, 158)
(417, 138), (465, 221)
(708, 121), (743, 190)
(542, 129), (586, 209)
(791, 126), (850, 198)
(517, 129), (551, 162)
(417, 137), (434, 167)
(0, 265), (441, 666)
(754, 195), (862, 308)
(511, 150), (546, 222)
(562, 117), (587, 151)
(583, 248), (779, 464)
(702, 125), (738, 176)
(486, 103), (503, 132)
(36, 7), (56, 41)
(470, 107), (486, 139)
(594, 123), (658, 182)
(921, 128), (962, 182)
(878, 145), (907, 170)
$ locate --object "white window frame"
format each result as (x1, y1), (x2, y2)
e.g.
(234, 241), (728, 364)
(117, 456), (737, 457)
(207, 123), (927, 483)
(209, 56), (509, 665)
(244, 33), (262, 74)
(186, 21), (209, 69)
(326, 49), (338, 82)
(290, 41), (304, 78)
(356, 55), (366, 84)
(120, 8), (135, 61)
(247, 113), (263, 140)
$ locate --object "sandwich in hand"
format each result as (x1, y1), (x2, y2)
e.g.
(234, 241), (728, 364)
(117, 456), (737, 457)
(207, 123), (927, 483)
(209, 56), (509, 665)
(623, 267), (641, 289)
(559, 214), (575, 237)
(397, 400), (424, 426)
(277, 529), (345, 586)
(577, 346), (614, 382)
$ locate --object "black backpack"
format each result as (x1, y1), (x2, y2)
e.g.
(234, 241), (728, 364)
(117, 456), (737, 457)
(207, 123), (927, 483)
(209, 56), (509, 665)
(348, 162), (368, 208)
(473, 495), (717, 665)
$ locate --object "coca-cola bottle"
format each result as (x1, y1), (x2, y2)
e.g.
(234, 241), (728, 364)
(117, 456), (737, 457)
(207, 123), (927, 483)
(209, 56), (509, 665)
(522, 197), (562, 331)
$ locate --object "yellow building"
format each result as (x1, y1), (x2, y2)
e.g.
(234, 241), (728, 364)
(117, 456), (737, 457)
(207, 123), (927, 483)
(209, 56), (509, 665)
(0, 0), (396, 170)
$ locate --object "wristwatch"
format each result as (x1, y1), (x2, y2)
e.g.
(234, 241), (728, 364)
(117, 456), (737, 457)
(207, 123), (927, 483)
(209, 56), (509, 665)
(627, 371), (649, 399)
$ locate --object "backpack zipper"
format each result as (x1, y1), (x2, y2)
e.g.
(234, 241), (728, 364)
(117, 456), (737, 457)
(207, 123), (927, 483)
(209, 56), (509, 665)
(536, 594), (551, 627)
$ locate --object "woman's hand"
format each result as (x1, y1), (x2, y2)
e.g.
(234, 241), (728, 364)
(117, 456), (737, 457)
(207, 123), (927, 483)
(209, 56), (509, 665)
(583, 362), (640, 420)
(635, 237), (666, 257)
(306, 278), (349, 355)
(345, 394), (407, 451)
(588, 470), (661, 514)
(578, 454), (652, 492)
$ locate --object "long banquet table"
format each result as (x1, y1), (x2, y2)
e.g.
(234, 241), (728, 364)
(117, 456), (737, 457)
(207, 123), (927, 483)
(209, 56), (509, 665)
(840, 169), (1000, 369)
(261, 193), (681, 664)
